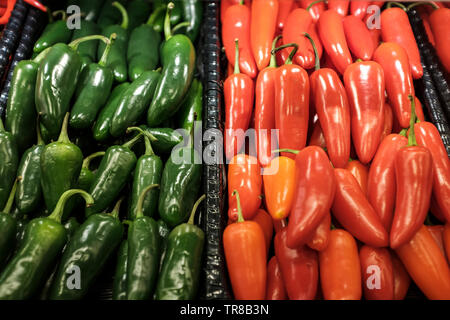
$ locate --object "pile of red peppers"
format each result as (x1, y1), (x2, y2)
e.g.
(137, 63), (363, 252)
(221, 0), (450, 300)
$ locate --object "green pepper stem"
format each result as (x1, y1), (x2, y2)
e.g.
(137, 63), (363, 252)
(48, 189), (94, 223)
(304, 32), (320, 71)
(126, 126), (157, 144)
(112, 1), (129, 30)
(399, 128), (408, 137)
(143, 135), (155, 156)
(109, 197), (124, 219)
(2, 178), (18, 214)
(239, 0), (244, 5)
(82, 151), (105, 170)
(69, 35), (110, 51)
(188, 194), (205, 225)
(135, 184), (160, 219)
(147, 4), (166, 26)
(32, 46), (52, 63)
(234, 38), (240, 74)
(330, 223), (336, 230)
(232, 190), (245, 223)
(269, 35), (282, 68)
(272, 43), (298, 65)
(407, 1), (439, 11)
(99, 33), (116, 67)
(0, 118), (4, 132)
(52, 10), (67, 21)
(57, 113), (71, 144)
(407, 95), (417, 147)
(272, 148), (300, 155)
(164, 2), (175, 41)
(307, 0), (325, 11)
(387, 2), (407, 10)
(46, 6), (53, 23)
(172, 21), (191, 34)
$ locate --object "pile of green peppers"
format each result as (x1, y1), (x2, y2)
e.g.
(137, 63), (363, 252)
(0, 0), (206, 300)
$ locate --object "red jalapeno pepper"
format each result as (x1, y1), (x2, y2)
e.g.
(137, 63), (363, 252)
(298, 0), (325, 23)
(327, 0), (349, 16)
(276, 0), (296, 31)
(380, 103), (394, 143)
(429, 8), (450, 73)
(350, 0), (371, 19)
(306, 211), (331, 252)
(343, 15), (375, 61)
(266, 256), (287, 300)
(391, 251), (410, 300)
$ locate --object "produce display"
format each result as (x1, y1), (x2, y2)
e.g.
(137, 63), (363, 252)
(221, 0), (450, 300)
(0, 0), (205, 300)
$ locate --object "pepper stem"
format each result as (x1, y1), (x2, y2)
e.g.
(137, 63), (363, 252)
(407, 95), (417, 147)
(122, 132), (143, 149)
(69, 35), (110, 51)
(304, 32), (320, 71)
(406, 1), (439, 10)
(399, 128), (408, 137)
(99, 33), (116, 67)
(234, 38), (240, 74)
(232, 190), (245, 223)
(272, 43), (298, 65)
(188, 194), (205, 225)
(273, 148), (300, 155)
(2, 178), (18, 214)
(52, 10), (67, 21)
(82, 151), (105, 170)
(126, 126), (158, 144)
(307, 0), (325, 11)
(172, 22), (191, 34)
(57, 113), (71, 144)
(0, 118), (4, 132)
(269, 35), (282, 68)
(109, 197), (124, 219)
(164, 2), (175, 41)
(386, 2), (407, 10)
(48, 189), (94, 223)
(135, 184), (160, 219)
(112, 1), (129, 30)
(147, 4), (166, 26)
(32, 46), (52, 63)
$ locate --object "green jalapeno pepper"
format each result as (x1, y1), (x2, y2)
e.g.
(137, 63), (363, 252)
(155, 194), (205, 300)
(147, 3), (196, 127)
(141, 126), (183, 154)
(97, 1), (129, 83)
(0, 189), (93, 300)
(0, 119), (18, 211)
(70, 20), (101, 65)
(48, 198), (124, 300)
(176, 78), (202, 135)
(35, 35), (110, 139)
(128, 128), (163, 220)
(68, 0), (105, 22)
(127, 7), (163, 82)
(127, 184), (161, 300)
(78, 151), (105, 192)
(157, 219), (171, 272)
(40, 113), (83, 217)
(177, 0), (203, 43)
(112, 239), (128, 300)
(33, 11), (73, 54)
(93, 82), (130, 142)
(15, 125), (44, 215)
(0, 180), (18, 270)
(70, 34), (115, 130)
(126, 0), (152, 30)
(110, 70), (161, 138)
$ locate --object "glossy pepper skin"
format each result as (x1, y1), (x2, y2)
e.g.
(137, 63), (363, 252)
(344, 61), (385, 164)
(345, 160), (369, 196)
(251, 209), (273, 255)
(48, 199), (124, 300)
(127, 8), (162, 81)
(381, 7), (423, 79)
(380, 103), (394, 142)
(176, 78), (203, 135)
(86, 133), (143, 217)
(429, 8), (450, 73)
(111, 70), (160, 137)
(128, 133), (163, 220)
(311, 68), (351, 168)
(332, 168), (389, 247)
(395, 225), (450, 300)
(391, 252), (410, 300)
(343, 15), (375, 61)
(250, 0), (278, 71)
(266, 256), (287, 300)
(221, 0), (251, 23)
(71, 20), (101, 65)
(40, 113), (83, 216)
(5, 60), (39, 153)
(178, 0), (203, 43)
(359, 246), (394, 300)
(147, 4), (196, 127)
(112, 240), (128, 300)
(156, 194), (205, 300)
(415, 122), (450, 223)
(97, 1), (129, 83)
(276, 0), (295, 31)
(0, 119), (18, 211)
(350, 0), (370, 19)
(317, 10), (353, 75)
(275, 227), (318, 300)
(0, 189), (93, 300)
(33, 13), (73, 54)
(224, 39), (254, 160)
(428, 225), (447, 260)
(373, 42), (415, 129)
(127, 185), (161, 300)
(307, 212), (331, 252)
(444, 224), (450, 265)
(286, 146), (335, 249)
(224, 190), (267, 300)
(327, 0), (349, 16)
(0, 181), (18, 269)
(142, 126), (183, 154)
(222, 2), (257, 78)
(319, 229), (362, 300)
(299, 0), (325, 23)
(92, 82), (130, 142)
(367, 134), (408, 231)
(228, 154), (262, 222)
(70, 35), (115, 130)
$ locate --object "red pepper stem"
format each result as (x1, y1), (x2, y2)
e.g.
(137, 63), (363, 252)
(57, 113), (71, 144)
(188, 194), (206, 225)
(232, 190), (245, 223)
(387, 2), (407, 10)
(234, 38), (240, 74)
(98, 33), (116, 67)
(407, 2), (439, 11)
(408, 95), (417, 147)
(112, 1), (129, 30)
(48, 189), (94, 223)
(82, 151), (105, 170)
(273, 148), (299, 155)
(135, 184), (160, 219)
(307, 0), (325, 11)
(269, 35), (282, 68)
(272, 43), (298, 65)
(2, 178), (18, 214)
(109, 197), (124, 219)
(303, 32), (320, 71)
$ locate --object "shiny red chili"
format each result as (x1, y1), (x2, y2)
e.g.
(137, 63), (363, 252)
(380, 103), (394, 142)
(327, 0), (349, 16)
(306, 212), (331, 252)
(345, 159), (369, 196)
(276, 0), (296, 31)
(266, 256), (288, 300)
(350, 0), (371, 19)
(343, 15), (375, 61)
(298, 0), (325, 23)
